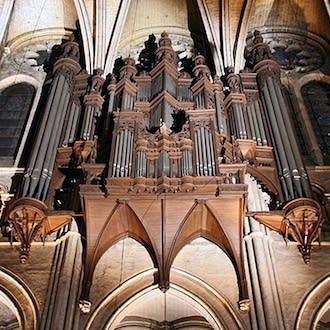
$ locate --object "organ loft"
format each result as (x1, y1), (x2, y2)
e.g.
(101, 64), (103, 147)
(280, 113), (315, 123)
(0, 1), (329, 329)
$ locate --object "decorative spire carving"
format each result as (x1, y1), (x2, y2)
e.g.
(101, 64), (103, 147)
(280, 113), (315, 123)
(282, 198), (323, 265)
(119, 57), (137, 81)
(61, 34), (80, 62)
(90, 68), (105, 94)
(251, 198), (323, 264)
(155, 31), (175, 63)
(226, 67), (242, 93)
(192, 55), (211, 80)
(244, 30), (273, 69)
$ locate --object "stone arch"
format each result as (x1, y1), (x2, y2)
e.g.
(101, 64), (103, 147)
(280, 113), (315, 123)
(0, 75), (41, 166)
(295, 274), (330, 330)
(285, 72), (330, 166)
(86, 270), (244, 329)
(172, 237), (239, 304)
(85, 267), (245, 330)
(0, 267), (39, 330)
(301, 80), (330, 164)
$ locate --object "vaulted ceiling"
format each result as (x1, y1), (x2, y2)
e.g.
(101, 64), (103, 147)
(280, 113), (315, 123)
(3, 0), (329, 75)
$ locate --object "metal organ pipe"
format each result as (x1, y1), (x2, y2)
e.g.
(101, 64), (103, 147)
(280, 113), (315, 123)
(38, 83), (72, 200)
(209, 132), (216, 175)
(23, 73), (66, 198)
(255, 101), (267, 146)
(115, 130), (124, 176)
(273, 80), (311, 197)
(214, 93), (224, 134)
(250, 103), (262, 145)
(62, 101), (76, 147)
(25, 74), (61, 176)
(120, 129), (128, 177)
(199, 128), (205, 174)
(69, 102), (81, 144)
(126, 131), (133, 176)
(266, 77), (303, 197)
(247, 105), (257, 142)
(204, 127), (212, 175)
(262, 84), (294, 199)
(81, 105), (92, 140)
(194, 131), (201, 176)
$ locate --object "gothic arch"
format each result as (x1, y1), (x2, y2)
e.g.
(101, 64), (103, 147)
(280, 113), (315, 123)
(86, 268), (245, 330)
(0, 267), (39, 330)
(295, 274), (330, 330)
(89, 201), (158, 269)
(166, 200), (247, 304)
(82, 200), (158, 301)
(285, 72), (330, 165)
(0, 75), (41, 166)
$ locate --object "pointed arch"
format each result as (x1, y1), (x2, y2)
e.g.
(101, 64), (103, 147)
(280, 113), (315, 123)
(85, 200), (158, 294)
(166, 200), (245, 303)
(85, 269), (245, 330)
(295, 274), (330, 330)
(168, 201), (237, 269)
(0, 267), (39, 330)
(0, 74), (42, 166)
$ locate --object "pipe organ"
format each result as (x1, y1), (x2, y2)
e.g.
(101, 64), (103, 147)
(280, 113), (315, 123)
(17, 30), (315, 220)
(6, 30), (323, 315)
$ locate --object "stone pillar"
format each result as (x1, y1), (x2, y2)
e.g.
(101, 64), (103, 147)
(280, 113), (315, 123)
(22, 35), (81, 200)
(39, 221), (83, 330)
(0, 0), (14, 55)
(244, 174), (286, 330)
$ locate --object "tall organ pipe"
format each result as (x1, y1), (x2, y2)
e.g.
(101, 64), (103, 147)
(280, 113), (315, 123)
(22, 46), (80, 200)
(261, 83), (295, 198)
(266, 77), (303, 197)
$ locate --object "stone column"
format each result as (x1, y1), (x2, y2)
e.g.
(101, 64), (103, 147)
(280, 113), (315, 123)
(0, 0), (14, 55)
(39, 221), (83, 330)
(22, 35), (81, 200)
(244, 174), (286, 330)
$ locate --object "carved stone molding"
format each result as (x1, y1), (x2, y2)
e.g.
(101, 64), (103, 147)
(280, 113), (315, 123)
(246, 29), (329, 73)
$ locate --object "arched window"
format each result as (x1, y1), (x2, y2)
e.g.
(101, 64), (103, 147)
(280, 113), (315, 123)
(301, 81), (330, 164)
(0, 83), (36, 166)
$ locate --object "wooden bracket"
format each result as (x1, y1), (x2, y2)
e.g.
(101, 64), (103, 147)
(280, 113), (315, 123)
(6, 197), (72, 263)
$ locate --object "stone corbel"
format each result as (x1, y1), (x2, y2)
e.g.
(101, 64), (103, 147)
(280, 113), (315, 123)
(250, 198), (323, 264)
(5, 197), (72, 263)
